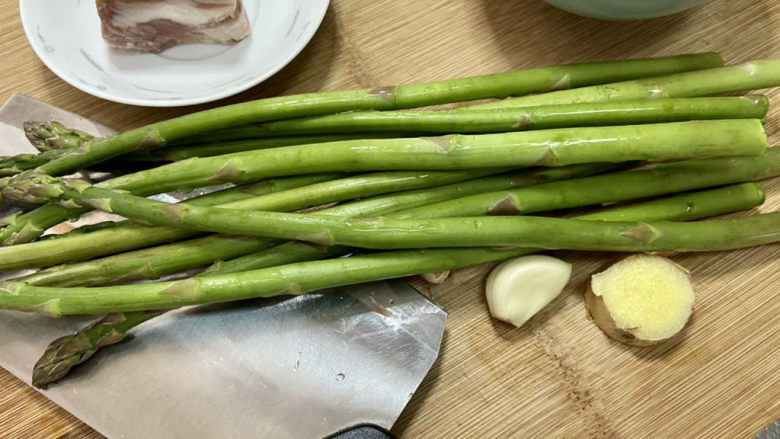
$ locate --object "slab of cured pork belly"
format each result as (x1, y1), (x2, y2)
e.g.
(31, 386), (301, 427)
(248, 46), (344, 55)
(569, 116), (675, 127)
(96, 0), (251, 53)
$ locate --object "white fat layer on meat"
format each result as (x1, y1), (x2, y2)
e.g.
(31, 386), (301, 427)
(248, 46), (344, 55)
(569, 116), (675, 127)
(110, 0), (240, 28)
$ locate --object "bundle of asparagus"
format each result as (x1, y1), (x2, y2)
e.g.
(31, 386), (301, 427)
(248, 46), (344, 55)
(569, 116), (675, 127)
(1, 52), (780, 388)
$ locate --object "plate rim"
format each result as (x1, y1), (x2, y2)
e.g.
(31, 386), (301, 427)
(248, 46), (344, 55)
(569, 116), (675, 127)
(18, 0), (330, 107)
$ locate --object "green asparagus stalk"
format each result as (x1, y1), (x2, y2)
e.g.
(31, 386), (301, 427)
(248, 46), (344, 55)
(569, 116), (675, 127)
(1, 123), (95, 175)
(2, 210), (778, 316)
(2, 134), (401, 175)
(31, 310), (165, 389)
(13, 153), (780, 254)
(105, 119), (767, 193)
(210, 182), (767, 275)
(0, 172), (346, 261)
(26, 156), (780, 252)
(201, 96), (769, 138)
(3, 119), (766, 205)
(125, 134), (403, 162)
(12, 165), (608, 282)
(29, 181), (766, 388)
(24, 121), (95, 152)
(0, 149), (76, 177)
(0, 168), (530, 271)
(22, 156), (773, 283)
(0, 53), (721, 186)
(180, 173), (346, 206)
(0, 143), (390, 243)
(468, 60), (780, 110)
(96, 96), (771, 163)
(2, 172), (341, 239)
(571, 183), (766, 221)
(9, 146), (780, 277)
(389, 154), (780, 219)
(168, 209), (780, 251)
(2, 118), (763, 244)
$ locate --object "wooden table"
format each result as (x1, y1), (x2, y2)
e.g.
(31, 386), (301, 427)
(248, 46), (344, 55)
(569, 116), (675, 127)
(1, 1), (779, 437)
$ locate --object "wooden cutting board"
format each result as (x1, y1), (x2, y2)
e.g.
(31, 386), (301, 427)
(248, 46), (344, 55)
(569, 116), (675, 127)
(1, 0), (778, 437)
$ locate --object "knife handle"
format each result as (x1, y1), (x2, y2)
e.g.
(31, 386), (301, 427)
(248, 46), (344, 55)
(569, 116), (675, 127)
(326, 424), (395, 439)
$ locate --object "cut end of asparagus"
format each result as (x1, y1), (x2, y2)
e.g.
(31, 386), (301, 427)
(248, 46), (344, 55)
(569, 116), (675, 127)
(742, 94), (770, 108)
(421, 270), (451, 284)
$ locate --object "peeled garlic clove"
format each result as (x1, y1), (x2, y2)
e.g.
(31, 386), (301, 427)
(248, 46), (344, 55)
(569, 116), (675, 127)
(485, 255), (572, 327)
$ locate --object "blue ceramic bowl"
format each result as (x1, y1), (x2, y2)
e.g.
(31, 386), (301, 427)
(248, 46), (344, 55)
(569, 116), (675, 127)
(543, 0), (709, 20)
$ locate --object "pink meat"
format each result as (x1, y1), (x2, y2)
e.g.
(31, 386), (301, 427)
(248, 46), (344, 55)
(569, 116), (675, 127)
(96, 0), (250, 53)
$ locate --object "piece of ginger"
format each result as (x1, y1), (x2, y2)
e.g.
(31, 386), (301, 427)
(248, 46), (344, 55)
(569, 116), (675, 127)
(586, 254), (694, 346)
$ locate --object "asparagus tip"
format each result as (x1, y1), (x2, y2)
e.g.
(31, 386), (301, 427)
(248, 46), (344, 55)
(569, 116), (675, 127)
(31, 311), (164, 388)
(32, 329), (119, 388)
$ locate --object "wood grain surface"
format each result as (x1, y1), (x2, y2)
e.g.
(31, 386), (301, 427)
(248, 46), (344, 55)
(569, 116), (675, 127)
(1, 0), (779, 438)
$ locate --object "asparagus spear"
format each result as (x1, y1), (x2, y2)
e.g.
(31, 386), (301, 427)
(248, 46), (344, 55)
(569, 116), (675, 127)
(1, 118), (763, 244)
(24, 121), (95, 151)
(201, 96), (769, 138)
(125, 134), (403, 162)
(0, 172), (348, 266)
(210, 182), (767, 275)
(0, 122), (96, 176)
(22, 157), (779, 254)
(0, 53), (721, 186)
(3, 119), (766, 205)
(0, 168), (517, 271)
(92, 96), (771, 163)
(29, 182), (765, 387)
(8, 144), (780, 276)
(181, 173), (347, 206)
(1, 144), (463, 244)
(9, 172), (343, 239)
(2, 210), (778, 316)
(32, 310), (165, 389)
(12, 165), (608, 281)
(3, 134), (401, 174)
(36, 154), (771, 280)
(389, 154), (780, 218)
(469, 60), (780, 110)
(572, 183), (766, 221)
(1, 149), (73, 176)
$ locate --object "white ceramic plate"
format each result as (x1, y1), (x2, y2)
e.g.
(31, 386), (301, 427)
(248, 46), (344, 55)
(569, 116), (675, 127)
(19, 0), (329, 107)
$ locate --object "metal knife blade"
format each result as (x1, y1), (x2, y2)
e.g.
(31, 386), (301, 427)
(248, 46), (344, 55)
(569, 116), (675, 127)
(755, 419), (780, 439)
(0, 95), (447, 438)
